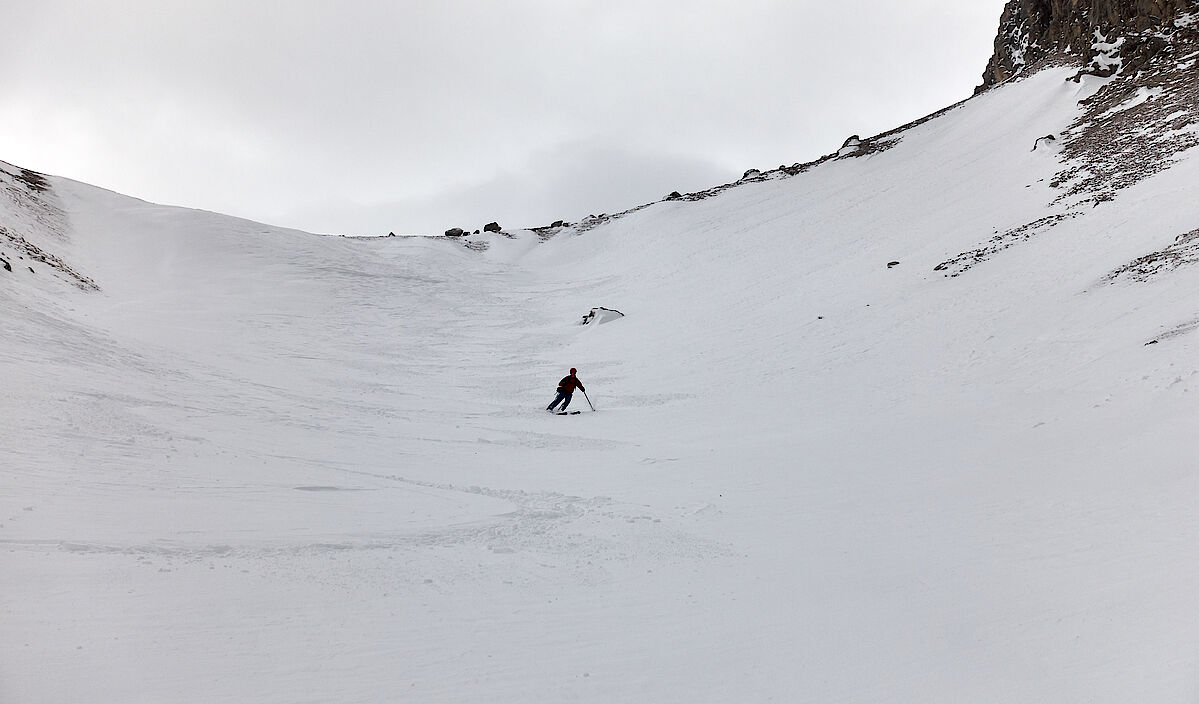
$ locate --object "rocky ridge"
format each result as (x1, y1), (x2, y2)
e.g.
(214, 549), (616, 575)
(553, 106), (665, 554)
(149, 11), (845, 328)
(466, 2), (1198, 262)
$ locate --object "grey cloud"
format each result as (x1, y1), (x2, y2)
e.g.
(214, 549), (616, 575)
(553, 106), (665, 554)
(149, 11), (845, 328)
(0, 1), (1010, 235)
(277, 141), (737, 236)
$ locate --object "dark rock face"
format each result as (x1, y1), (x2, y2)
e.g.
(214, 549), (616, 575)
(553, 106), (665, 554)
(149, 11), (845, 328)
(979, 0), (1196, 90)
(444, 227), (465, 237)
(484, 222), (502, 233)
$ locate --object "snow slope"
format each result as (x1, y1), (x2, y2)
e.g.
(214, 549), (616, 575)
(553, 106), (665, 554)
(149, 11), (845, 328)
(5, 66), (1199, 703)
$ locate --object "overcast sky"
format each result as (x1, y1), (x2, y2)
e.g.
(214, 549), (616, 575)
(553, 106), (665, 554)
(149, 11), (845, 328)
(0, 1), (1008, 235)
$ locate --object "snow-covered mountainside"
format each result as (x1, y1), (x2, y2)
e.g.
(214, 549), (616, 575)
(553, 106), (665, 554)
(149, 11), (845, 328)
(5, 14), (1199, 704)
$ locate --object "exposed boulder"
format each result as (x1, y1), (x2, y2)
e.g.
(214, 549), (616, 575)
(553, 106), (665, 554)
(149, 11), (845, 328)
(1032, 134), (1058, 151)
(444, 227), (465, 237)
(838, 135), (864, 157)
(580, 307), (625, 326)
(484, 222), (502, 233)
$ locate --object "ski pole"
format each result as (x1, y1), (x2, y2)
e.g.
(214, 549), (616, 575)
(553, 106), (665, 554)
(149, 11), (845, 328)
(583, 389), (596, 411)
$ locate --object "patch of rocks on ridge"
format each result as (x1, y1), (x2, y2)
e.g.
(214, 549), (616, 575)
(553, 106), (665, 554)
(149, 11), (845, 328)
(441, 221), (531, 252)
(0, 161), (99, 291)
(530, 220), (574, 241)
(445, 221), (510, 237)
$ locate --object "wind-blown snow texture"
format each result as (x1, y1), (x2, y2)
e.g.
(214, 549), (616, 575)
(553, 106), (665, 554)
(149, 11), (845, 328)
(5, 67), (1199, 702)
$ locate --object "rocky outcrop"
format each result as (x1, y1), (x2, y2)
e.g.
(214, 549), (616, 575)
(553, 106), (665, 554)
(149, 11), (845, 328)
(580, 307), (625, 325)
(1106, 226), (1199, 282)
(979, 0), (1196, 91)
(0, 162), (98, 291)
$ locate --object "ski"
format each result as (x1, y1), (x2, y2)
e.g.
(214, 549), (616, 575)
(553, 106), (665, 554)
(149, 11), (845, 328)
(557, 411), (581, 415)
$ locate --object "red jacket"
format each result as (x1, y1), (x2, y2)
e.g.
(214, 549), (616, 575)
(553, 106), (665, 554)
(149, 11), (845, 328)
(557, 374), (584, 394)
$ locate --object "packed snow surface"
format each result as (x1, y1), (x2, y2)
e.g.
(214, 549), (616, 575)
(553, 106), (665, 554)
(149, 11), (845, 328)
(5, 67), (1199, 702)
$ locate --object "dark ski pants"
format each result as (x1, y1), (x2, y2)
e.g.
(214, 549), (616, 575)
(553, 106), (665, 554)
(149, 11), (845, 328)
(547, 391), (573, 411)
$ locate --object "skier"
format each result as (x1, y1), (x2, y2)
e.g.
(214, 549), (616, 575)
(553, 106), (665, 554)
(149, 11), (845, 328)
(547, 368), (585, 412)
